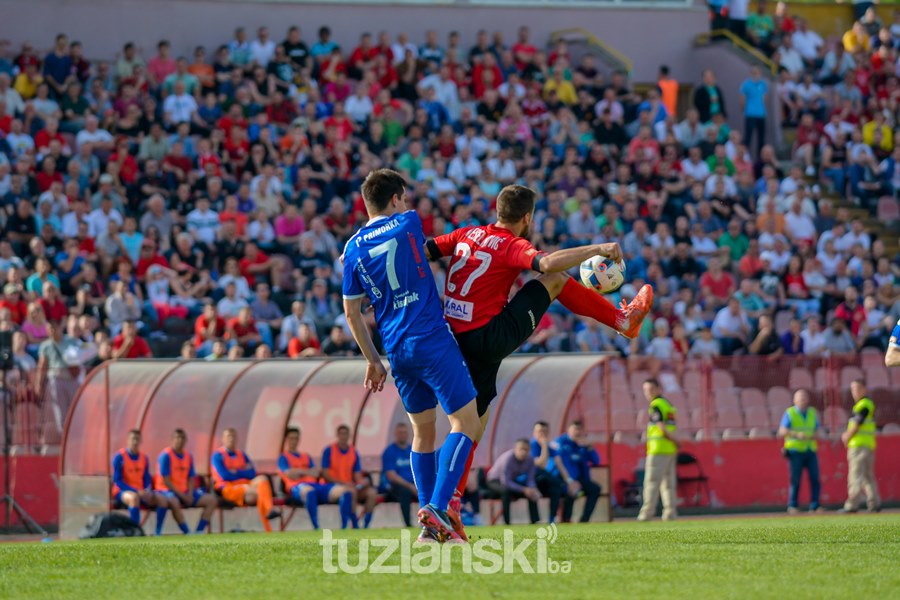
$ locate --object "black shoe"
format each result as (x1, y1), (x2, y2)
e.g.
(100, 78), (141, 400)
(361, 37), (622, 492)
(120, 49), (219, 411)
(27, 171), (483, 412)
(266, 508), (282, 520)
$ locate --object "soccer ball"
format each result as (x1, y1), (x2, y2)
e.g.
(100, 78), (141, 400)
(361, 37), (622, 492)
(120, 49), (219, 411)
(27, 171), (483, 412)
(580, 256), (626, 294)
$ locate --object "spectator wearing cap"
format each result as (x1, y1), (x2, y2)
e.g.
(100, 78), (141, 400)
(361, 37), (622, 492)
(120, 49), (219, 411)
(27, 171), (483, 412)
(0, 284), (27, 325)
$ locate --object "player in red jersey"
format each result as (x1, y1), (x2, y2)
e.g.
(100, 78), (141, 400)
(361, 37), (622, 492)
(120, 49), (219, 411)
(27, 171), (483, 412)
(425, 184), (653, 540)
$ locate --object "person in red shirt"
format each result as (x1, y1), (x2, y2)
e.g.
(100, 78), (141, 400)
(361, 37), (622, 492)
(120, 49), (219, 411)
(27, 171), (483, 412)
(36, 156), (64, 193)
(227, 306), (262, 353)
(323, 102), (354, 142)
(239, 241), (273, 288)
(34, 119), (67, 154)
(424, 184), (653, 540)
(194, 303), (226, 356)
(511, 26), (538, 71)
(348, 33), (379, 79)
(112, 320), (153, 359)
(38, 282), (68, 323)
(162, 141), (192, 184)
(699, 257), (736, 309)
(135, 240), (170, 282)
(0, 284), (28, 325)
(287, 323), (321, 358)
(834, 286), (867, 338)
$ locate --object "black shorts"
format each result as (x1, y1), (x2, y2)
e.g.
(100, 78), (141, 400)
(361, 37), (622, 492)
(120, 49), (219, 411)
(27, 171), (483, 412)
(453, 279), (552, 417)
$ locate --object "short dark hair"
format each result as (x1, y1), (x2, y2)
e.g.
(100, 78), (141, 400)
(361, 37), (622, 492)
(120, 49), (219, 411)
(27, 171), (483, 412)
(173, 428), (186, 437)
(361, 169), (406, 213)
(534, 420), (549, 428)
(569, 420), (584, 429)
(851, 378), (866, 387)
(644, 378), (660, 388)
(515, 438), (530, 446)
(128, 429), (141, 438)
(496, 185), (537, 223)
(337, 424), (350, 434)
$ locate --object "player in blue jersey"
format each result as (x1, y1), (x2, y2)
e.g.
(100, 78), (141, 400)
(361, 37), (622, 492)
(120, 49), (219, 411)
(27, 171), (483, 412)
(887, 319), (900, 367)
(342, 169), (481, 543)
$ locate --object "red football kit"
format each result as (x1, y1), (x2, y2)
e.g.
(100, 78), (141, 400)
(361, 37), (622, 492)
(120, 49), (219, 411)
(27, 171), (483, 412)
(433, 224), (544, 334)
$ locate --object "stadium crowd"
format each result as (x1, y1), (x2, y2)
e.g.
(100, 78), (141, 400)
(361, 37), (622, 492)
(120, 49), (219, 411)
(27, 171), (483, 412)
(0, 11), (898, 411)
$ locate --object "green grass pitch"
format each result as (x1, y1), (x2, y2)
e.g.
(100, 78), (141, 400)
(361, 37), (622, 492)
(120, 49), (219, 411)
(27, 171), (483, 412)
(1, 515), (898, 599)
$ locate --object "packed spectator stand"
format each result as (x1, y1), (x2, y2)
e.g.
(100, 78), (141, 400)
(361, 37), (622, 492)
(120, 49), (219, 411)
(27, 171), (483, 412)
(0, 12), (898, 453)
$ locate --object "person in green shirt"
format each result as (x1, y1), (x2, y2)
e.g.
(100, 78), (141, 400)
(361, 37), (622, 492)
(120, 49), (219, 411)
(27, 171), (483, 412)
(733, 278), (768, 323)
(747, 2), (775, 51)
(396, 140), (425, 180)
(60, 82), (90, 133)
(705, 144), (735, 176)
(718, 219), (749, 264)
(378, 111), (405, 147)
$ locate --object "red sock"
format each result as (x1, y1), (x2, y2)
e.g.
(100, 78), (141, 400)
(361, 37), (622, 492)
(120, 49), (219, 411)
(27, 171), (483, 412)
(455, 440), (478, 497)
(558, 277), (622, 329)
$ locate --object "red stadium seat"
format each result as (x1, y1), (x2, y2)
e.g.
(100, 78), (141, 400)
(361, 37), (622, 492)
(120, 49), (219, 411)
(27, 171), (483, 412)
(743, 407), (772, 430)
(877, 196), (899, 222)
(788, 368), (813, 391)
(721, 428), (746, 440)
(882, 423), (900, 435)
(839, 366), (865, 390)
(711, 369), (735, 390)
(714, 408), (744, 430)
(748, 427), (774, 439)
(739, 388), (767, 411)
(863, 365), (890, 389)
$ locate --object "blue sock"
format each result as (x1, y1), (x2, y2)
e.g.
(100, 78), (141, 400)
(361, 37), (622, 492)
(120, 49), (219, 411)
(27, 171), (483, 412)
(129, 506), (140, 526)
(411, 451), (437, 508)
(431, 433), (473, 511)
(178, 522), (189, 534)
(305, 491), (320, 529)
(155, 507), (166, 535)
(196, 519), (209, 533)
(339, 492), (353, 529)
(363, 512), (373, 528)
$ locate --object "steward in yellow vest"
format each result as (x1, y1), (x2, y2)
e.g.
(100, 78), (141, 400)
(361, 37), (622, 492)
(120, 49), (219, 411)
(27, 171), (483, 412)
(777, 389), (822, 514)
(841, 380), (880, 512)
(637, 378), (679, 522)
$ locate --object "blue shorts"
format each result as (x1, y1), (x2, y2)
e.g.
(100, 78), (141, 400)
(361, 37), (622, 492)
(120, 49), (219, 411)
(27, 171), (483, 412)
(161, 489), (206, 506)
(290, 482), (335, 504)
(389, 324), (477, 416)
(113, 490), (154, 508)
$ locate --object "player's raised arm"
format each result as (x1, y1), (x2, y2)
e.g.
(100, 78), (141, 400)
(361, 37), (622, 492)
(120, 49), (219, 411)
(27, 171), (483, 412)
(343, 296), (386, 392)
(886, 319), (900, 367)
(536, 242), (622, 274)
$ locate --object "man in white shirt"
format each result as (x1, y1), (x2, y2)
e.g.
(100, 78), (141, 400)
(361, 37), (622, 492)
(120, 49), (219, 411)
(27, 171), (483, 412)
(711, 298), (750, 355)
(778, 36), (805, 76)
(455, 125), (488, 158)
(86, 195), (124, 238)
(344, 85), (374, 124)
(391, 32), (417, 66)
(675, 110), (707, 149)
(162, 81), (198, 128)
(418, 65), (461, 121)
(784, 200), (817, 244)
(75, 115), (114, 152)
(792, 18), (824, 64)
(841, 219), (871, 251)
(447, 146), (482, 185)
(680, 146), (711, 182)
(760, 236), (792, 273)
(216, 282), (249, 319)
(5, 118), (34, 157)
(185, 197), (220, 246)
(250, 26), (276, 67)
(800, 316), (826, 356)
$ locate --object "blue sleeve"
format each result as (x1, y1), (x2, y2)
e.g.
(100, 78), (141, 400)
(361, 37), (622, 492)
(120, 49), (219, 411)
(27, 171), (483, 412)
(353, 451), (361, 473)
(278, 455), (289, 473)
(143, 465), (152, 490)
(112, 454), (134, 492)
(529, 439), (541, 458)
(321, 447), (332, 469)
(188, 457), (195, 479)
(779, 411), (791, 429)
(211, 452), (230, 481)
(158, 452), (171, 478)
(382, 446), (396, 473)
(891, 320), (900, 346)
(740, 81), (749, 96)
(341, 245), (365, 299)
(237, 453), (257, 479)
(588, 448), (600, 467)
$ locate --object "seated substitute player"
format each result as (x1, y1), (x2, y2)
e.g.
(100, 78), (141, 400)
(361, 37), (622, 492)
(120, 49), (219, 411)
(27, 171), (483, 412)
(342, 168), (481, 543)
(279, 426), (358, 530)
(555, 420), (602, 523)
(154, 428), (218, 534)
(111, 429), (169, 528)
(321, 424), (372, 528)
(886, 319), (900, 367)
(424, 184), (652, 539)
(211, 427), (279, 533)
(381, 422), (418, 527)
